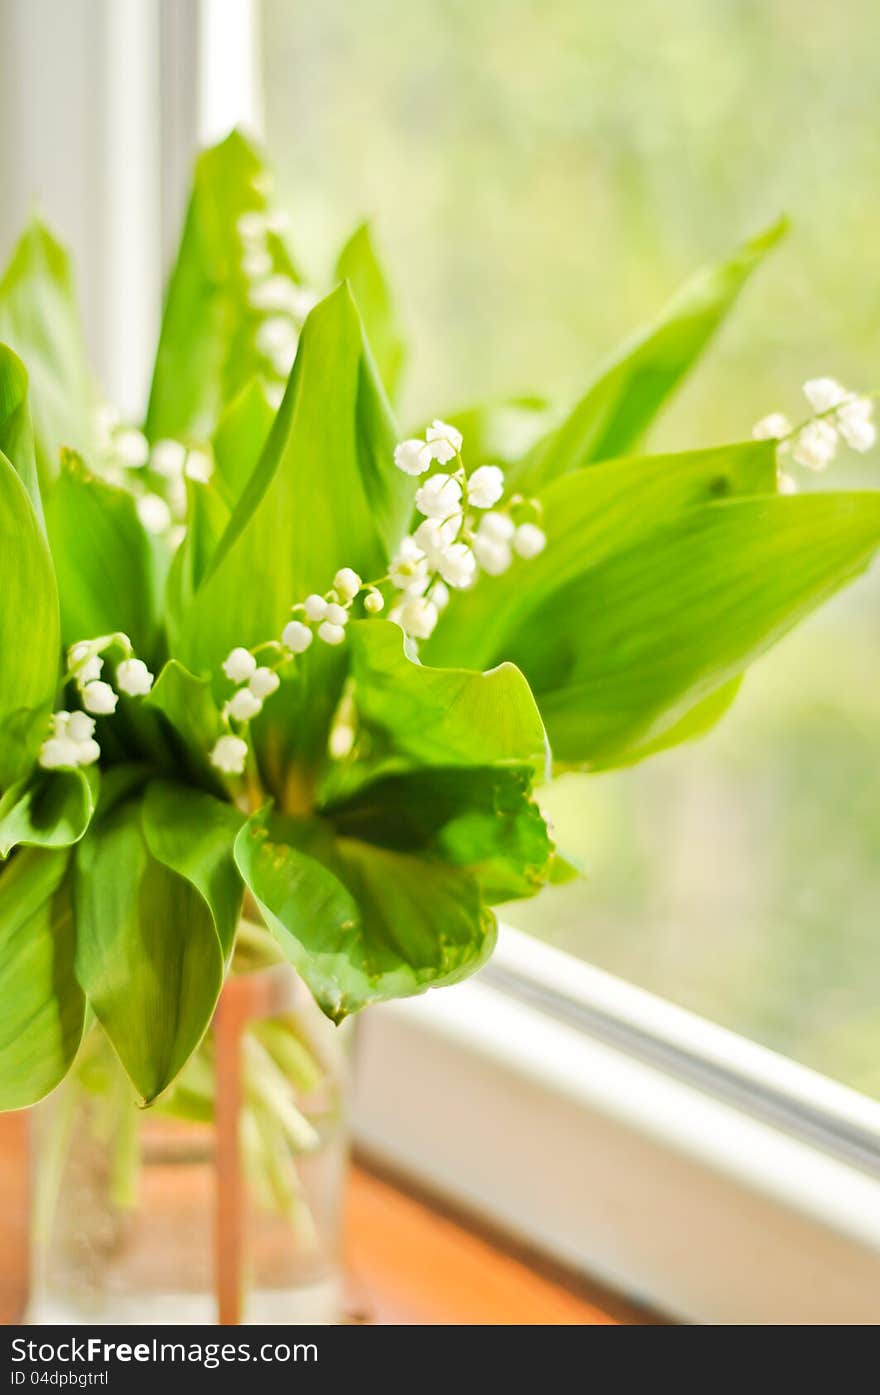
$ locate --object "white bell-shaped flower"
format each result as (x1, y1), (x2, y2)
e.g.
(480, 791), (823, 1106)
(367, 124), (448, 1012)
(389, 537), (429, 594)
(74, 738), (101, 767)
(184, 449), (214, 484)
(211, 734), (249, 774)
(473, 534), (513, 576)
(792, 419), (838, 471)
(282, 620), (313, 653)
(803, 378), (848, 413)
(364, 591), (384, 614)
(116, 658), (154, 696)
(752, 414), (792, 442)
(394, 439), (431, 476)
(478, 511), (515, 542)
(396, 595), (439, 640)
(413, 516), (460, 569)
(317, 621), (346, 646)
(425, 420), (463, 463)
(513, 523), (547, 559)
(467, 465), (505, 509)
(303, 594), (329, 621)
(249, 667), (280, 699)
(67, 711), (96, 743)
(38, 737), (81, 770)
(77, 654), (103, 685)
(836, 398), (876, 452)
(151, 439), (187, 476)
(137, 493), (172, 534)
(334, 568), (362, 602)
(437, 542), (477, 590)
(415, 473), (462, 519)
(223, 647), (257, 682)
(324, 602), (349, 626)
(81, 681), (118, 715)
(116, 429), (149, 469)
(227, 688), (263, 722)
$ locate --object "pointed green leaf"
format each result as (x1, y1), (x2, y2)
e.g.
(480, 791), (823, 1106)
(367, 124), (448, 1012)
(0, 848), (85, 1109)
(0, 344), (40, 516)
(74, 799), (225, 1102)
(45, 450), (159, 656)
(0, 221), (95, 492)
(426, 440), (777, 670)
(146, 132), (300, 442)
(0, 450), (60, 790)
(142, 781), (244, 959)
(510, 492), (880, 766)
(0, 767), (97, 857)
(335, 223), (406, 401)
(507, 219), (786, 494)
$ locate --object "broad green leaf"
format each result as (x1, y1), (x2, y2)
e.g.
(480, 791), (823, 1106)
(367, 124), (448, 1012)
(45, 450), (159, 657)
(507, 219), (786, 494)
(142, 781), (244, 959)
(329, 619), (548, 795)
(0, 451), (60, 790)
(426, 440), (777, 670)
(326, 765), (551, 904)
(335, 224), (406, 401)
(0, 848), (85, 1109)
(174, 284), (412, 793)
(0, 221), (95, 491)
(146, 131), (299, 442)
(603, 677), (744, 770)
(0, 344), (40, 516)
(0, 767), (97, 857)
(510, 492), (880, 767)
(74, 799), (225, 1103)
(235, 810), (496, 1023)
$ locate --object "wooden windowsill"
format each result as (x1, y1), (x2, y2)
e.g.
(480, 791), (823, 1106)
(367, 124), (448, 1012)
(0, 1113), (652, 1326)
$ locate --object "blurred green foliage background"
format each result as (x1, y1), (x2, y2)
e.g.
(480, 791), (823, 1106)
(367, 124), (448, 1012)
(262, 0), (880, 1093)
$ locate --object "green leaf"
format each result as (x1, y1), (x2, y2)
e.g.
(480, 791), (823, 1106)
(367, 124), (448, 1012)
(0, 221), (95, 492)
(174, 284), (412, 792)
(45, 450), (159, 657)
(74, 799), (226, 1102)
(0, 848), (85, 1109)
(145, 132), (299, 442)
(235, 623), (551, 1019)
(426, 440), (778, 670)
(326, 765), (551, 904)
(0, 450), (60, 790)
(332, 619), (548, 792)
(145, 658), (224, 789)
(0, 344), (40, 517)
(507, 219), (786, 494)
(335, 224), (406, 401)
(0, 767), (97, 857)
(165, 382), (275, 648)
(212, 378), (276, 508)
(142, 781), (244, 959)
(235, 810), (496, 1023)
(510, 492), (880, 767)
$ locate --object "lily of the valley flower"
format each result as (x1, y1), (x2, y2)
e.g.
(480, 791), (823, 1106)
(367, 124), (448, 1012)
(210, 734), (249, 775)
(415, 473), (463, 519)
(116, 658), (154, 696)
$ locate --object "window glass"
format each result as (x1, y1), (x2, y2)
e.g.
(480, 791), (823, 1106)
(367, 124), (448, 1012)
(262, 0), (880, 1094)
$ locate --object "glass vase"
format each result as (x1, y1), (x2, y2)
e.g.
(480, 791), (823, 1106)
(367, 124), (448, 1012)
(27, 948), (350, 1325)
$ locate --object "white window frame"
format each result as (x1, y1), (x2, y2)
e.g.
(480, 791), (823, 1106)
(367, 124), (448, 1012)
(6, 0), (880, 1326)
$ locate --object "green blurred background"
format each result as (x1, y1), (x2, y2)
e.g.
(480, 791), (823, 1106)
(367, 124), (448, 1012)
(262, 0), (880, 1094)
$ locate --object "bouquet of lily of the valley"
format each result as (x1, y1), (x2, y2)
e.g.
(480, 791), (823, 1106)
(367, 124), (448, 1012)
(2, 131), (879, 1114)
